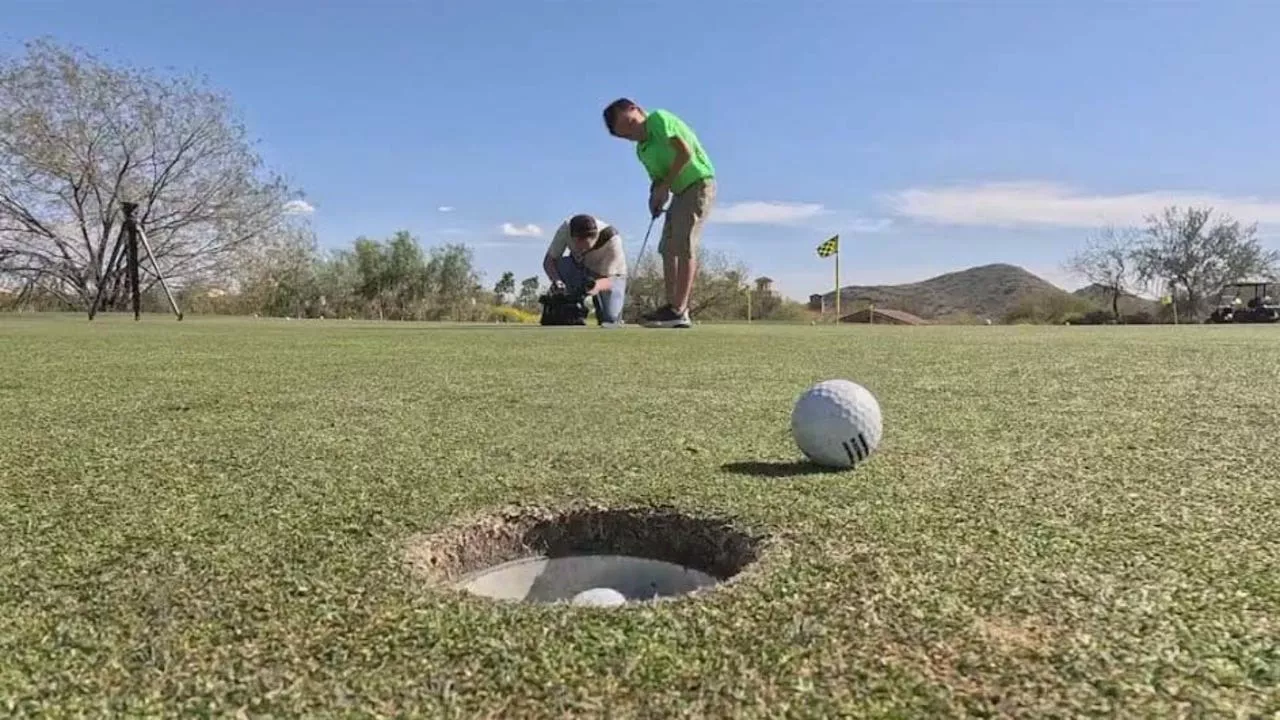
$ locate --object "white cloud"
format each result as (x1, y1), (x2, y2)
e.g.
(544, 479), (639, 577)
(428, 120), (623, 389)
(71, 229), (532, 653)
(501, 222), (543, 238)
(711, 201), (827, 225)
(282, 199), (315, 215)
(848, 217), (894, 233)
(437, 206), (454, 213)
(882, 181), (1280, 229)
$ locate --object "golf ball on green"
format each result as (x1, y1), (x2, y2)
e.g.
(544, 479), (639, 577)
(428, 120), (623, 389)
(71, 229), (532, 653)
(791, 378), (883, 469)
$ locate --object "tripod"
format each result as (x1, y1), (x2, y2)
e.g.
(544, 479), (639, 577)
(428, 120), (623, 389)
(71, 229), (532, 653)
(88, 202), (183, 321)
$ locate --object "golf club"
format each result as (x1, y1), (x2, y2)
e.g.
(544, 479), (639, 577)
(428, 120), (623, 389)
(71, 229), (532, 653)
(634, 211), (661, 274)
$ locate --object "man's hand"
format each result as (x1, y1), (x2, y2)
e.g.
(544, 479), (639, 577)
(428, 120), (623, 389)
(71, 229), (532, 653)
(550, 280), (567, 295)
(584, 277), (612, 296)
(649, 183), (669, 218)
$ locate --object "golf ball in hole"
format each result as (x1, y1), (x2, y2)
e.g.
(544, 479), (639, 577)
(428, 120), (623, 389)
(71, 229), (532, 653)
(571, 587), (627, 607)
(791, 379), (883, 469)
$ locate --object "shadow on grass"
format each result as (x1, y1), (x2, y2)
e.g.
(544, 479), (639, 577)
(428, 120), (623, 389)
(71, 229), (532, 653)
(720, 460), (847, 478)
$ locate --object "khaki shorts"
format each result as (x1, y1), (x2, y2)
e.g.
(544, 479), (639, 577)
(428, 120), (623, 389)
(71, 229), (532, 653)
(658, 178), (716, 259)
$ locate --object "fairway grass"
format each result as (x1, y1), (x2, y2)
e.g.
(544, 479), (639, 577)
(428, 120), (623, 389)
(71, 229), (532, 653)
(1, 315), (1277, 717)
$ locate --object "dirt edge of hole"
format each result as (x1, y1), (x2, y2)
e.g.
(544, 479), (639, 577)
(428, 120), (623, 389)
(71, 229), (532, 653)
(402, 502), (783, 604)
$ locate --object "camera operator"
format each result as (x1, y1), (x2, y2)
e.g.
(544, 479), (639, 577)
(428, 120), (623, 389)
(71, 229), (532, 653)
(542, 214), (628, 326)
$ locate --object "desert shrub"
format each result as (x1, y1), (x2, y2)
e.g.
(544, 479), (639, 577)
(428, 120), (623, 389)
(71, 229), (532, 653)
(1004, 293), (1097, 325)
(1066, 309), (1115, 325)
(933, 312), (984, 325)
(180, 292), (243, 316)
(759, 301), (818, 323)
(0, 286), (79, 313)
(1003, 301), (1041, 324)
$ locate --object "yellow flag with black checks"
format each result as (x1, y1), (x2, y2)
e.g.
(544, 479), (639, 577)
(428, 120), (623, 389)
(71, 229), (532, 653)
(816, 234), (839, 258)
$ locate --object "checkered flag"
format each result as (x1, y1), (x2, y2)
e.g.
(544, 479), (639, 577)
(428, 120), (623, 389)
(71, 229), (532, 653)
(816, 235), (839, 258)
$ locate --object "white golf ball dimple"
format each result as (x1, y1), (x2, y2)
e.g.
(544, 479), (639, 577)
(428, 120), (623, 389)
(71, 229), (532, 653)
(571, 587), (627, 607)
(791, 379), (883, 469)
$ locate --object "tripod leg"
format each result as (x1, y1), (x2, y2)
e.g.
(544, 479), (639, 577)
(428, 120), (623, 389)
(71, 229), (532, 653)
(135, 225), (184, 320)
(127, 221), (141, 321)
(88, 223), (129, 320)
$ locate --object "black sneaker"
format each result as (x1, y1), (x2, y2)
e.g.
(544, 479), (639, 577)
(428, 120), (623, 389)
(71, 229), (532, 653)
(643, 305), (692, 328)
(641, 304), (670, 323)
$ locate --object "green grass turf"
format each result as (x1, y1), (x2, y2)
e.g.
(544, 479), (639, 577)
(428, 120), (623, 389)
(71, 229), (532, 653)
(1, 314), (1277, 717)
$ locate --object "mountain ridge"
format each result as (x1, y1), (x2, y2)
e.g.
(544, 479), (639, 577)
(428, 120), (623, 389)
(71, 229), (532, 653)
(811, 263), (1102, 321)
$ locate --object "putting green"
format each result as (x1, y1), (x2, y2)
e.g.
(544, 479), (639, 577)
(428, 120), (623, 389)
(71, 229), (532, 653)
(0, 315), (1276, 716)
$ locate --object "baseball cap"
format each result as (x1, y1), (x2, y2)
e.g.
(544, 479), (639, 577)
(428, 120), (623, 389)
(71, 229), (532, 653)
(568, 214), (598, 238)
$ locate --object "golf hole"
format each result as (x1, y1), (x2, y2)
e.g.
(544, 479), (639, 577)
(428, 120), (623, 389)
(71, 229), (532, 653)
(404, 504), (768, 607)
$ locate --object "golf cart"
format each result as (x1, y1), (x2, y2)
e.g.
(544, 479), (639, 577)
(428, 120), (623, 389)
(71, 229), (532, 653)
(1206, 281), (1280, 323)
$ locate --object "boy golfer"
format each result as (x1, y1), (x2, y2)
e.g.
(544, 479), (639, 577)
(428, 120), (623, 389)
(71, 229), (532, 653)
(602, 98), (716, 329)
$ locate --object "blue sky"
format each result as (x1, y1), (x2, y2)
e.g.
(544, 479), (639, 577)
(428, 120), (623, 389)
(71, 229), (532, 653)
(6, 0), (1279, 300)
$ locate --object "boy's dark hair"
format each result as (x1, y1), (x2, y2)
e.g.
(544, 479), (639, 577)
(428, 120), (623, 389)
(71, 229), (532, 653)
(602, 97), (638, 135)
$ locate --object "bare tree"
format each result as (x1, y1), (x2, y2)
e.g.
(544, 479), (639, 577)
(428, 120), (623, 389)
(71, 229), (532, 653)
(1131, 206), (1279, 320)
(1064, 225), (1140, 322)
(622, 247), (751, 321)
(689, 250), (751, 318)
(0, 38), (296, 313)
(233, 219), (321, 318)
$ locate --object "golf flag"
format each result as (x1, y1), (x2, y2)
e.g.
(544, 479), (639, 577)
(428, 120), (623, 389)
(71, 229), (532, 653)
(816, 235), (840, 319)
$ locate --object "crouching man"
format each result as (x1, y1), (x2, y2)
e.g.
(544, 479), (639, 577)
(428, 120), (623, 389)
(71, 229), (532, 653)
(542, 214), (628, 326)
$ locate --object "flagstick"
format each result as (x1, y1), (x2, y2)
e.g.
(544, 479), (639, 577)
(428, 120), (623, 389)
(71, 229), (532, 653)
(834, 244), (840, 321)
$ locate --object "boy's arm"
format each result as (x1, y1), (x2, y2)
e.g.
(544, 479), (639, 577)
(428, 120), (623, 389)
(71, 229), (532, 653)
(654, 137), (692, 193)
(649, 137), (691, 216)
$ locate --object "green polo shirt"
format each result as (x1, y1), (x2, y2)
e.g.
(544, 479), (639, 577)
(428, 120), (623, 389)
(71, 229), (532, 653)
(636, 109), (715, 194)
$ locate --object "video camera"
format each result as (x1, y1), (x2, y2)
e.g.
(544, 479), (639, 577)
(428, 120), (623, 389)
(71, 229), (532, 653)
(538, 284), (592, 326)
